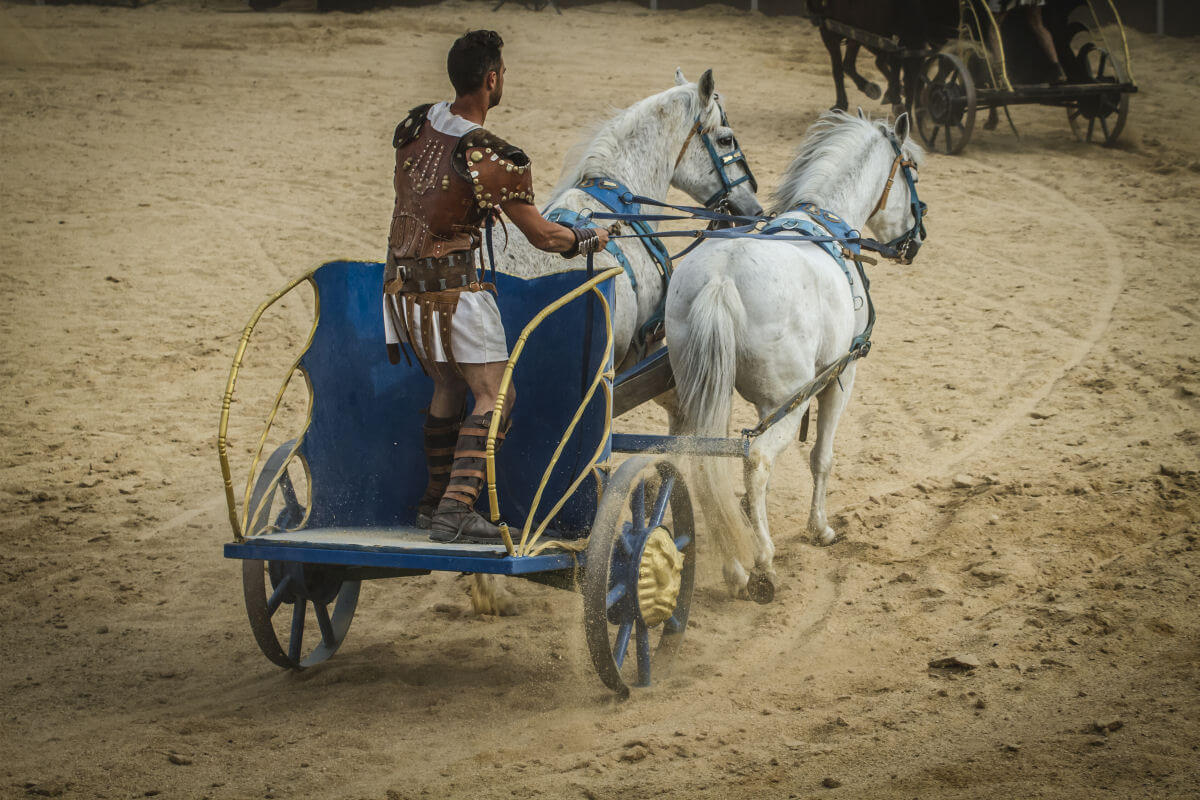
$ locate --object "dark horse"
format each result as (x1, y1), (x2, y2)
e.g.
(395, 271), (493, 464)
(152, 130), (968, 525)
(807, 0), (958, 115)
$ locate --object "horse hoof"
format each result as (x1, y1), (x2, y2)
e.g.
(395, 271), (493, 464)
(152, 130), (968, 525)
(746, 571), (776, 604)
(863, 82), (882, 101)
(814, 528), (841, 547)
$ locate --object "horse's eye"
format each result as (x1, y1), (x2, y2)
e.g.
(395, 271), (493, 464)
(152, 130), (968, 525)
(717, 135), (734, 148)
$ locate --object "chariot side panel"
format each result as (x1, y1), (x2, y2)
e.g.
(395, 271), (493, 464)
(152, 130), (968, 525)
(296, 261), (610, 535)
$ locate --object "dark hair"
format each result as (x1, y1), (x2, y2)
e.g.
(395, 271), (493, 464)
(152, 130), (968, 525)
(447, 30), (504, 95)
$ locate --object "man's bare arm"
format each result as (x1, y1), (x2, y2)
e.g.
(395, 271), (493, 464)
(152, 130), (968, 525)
(502, 200), (610, 254)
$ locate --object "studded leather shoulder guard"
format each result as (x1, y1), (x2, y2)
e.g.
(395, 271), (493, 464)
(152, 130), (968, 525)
(453, 128), (535, 213)
(393, 103), (433, 149)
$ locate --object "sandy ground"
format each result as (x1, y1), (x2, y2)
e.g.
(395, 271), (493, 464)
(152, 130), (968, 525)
(2, 1), (1199, 797)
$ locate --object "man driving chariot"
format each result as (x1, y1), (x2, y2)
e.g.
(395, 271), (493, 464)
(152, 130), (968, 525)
(383, 30), (609, 544)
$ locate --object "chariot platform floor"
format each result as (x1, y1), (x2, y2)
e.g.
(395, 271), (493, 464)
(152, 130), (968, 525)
(224, 527), (581, 573)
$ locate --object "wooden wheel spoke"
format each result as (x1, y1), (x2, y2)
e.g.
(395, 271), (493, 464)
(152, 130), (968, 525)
(931, 59), (951, 85)
(631, 481), (645, 528)
(288, 602), (305, 663)
(613, 619), (633, 668)
(314, 601), (335, 648)
(1099, 115), (1110, 142)
(617, 523), (635, 556)
(635, 620), (652, 686)
(606, 582), (627, 610)
(944, 124), (954, 154)
(1087, 116), (1096, 141)
(649, 474), (674, 528)
(265, 572), (292, 617)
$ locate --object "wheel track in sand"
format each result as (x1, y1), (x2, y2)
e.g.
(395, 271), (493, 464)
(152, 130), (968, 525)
(857, 158), (1126, 500)
(704, 155), (1127, 701)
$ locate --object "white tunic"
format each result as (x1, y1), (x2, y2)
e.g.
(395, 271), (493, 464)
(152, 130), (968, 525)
(382, 102), (510, 364)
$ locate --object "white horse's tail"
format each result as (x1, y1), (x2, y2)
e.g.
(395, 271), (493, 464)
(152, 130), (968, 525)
(674, 275), (743, 435)
(671, 273), (756, 589)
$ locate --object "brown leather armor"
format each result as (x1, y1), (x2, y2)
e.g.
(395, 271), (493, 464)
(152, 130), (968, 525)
(385, 104), (536, 371)
(387, 104), (535, 265)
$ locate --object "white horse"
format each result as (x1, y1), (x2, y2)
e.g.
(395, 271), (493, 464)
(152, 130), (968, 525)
(665, 110), (926, 600)
(469, 70), (761, 616)
(492, 68), (761, 372)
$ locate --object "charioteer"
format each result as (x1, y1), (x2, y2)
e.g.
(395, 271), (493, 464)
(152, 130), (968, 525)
(383, 30), (609, 544)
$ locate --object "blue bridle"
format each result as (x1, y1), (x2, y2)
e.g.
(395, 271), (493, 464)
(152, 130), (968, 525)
(678, 103), (758, 211)
(873, 130), (926, 264)
(542, 104), (758, 350)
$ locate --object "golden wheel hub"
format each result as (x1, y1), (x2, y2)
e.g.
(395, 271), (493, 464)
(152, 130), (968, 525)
(636, 526), (684, 627)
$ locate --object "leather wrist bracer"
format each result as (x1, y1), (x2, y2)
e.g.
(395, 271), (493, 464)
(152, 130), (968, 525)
(559, 223), (603, 259)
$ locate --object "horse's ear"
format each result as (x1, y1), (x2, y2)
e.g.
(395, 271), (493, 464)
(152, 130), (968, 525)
(697, 68), (715, 107)
(894, 112), (911, 142)
(674, 67), (688, 86)
(856, 106), (866, 120)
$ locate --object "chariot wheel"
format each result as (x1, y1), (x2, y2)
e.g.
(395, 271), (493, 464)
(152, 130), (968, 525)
(241, 441), (360, 670)
(243, 560), (359, 669)
(913, 52), (976, 156)
(1065, 42), (1128, 147)
(583, 455), (695, 696)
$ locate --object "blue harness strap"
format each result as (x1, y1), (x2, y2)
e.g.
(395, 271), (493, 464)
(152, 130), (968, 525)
(761, 202), (859, 284)
(762, 202), (874, 355)
(547, 178), (679, 357)
(575, 178), (672, 287)
(546, 207), (638, 290)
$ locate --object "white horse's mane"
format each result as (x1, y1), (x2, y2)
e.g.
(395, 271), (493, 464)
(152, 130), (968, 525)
(548, 83), (722, 202)
(769, 110), (925, 215)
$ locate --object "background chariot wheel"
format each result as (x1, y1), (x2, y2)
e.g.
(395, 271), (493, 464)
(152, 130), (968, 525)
(583, 455), (695, 696)
(1065, 42), (1128, 147)
(240, 440), (360, 670)
(914, 52), (976, 156)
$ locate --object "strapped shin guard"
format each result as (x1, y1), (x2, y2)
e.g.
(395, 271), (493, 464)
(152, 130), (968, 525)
(418, 409), (464, 513)
(439, 411), (507, 510)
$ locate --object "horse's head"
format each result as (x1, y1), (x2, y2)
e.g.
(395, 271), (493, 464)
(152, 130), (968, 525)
(865, 112), (926, 264)
(670, 68), (763, 218)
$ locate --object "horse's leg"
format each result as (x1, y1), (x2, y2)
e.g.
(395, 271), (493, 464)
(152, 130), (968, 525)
(880, 53), (906, 117)
(808, 363), (856, 546)
(845, 41), (882, 100)
(741, 403), (806, 603)
(655, 386), (684, 435)
(820, 26), (850, 111)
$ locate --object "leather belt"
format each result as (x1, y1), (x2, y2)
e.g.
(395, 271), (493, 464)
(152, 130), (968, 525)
(385, 250), (477, 294)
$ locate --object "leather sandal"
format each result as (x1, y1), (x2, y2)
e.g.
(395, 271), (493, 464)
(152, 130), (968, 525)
(415, 505), (436, 530)
(429, 501), (505, 544)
